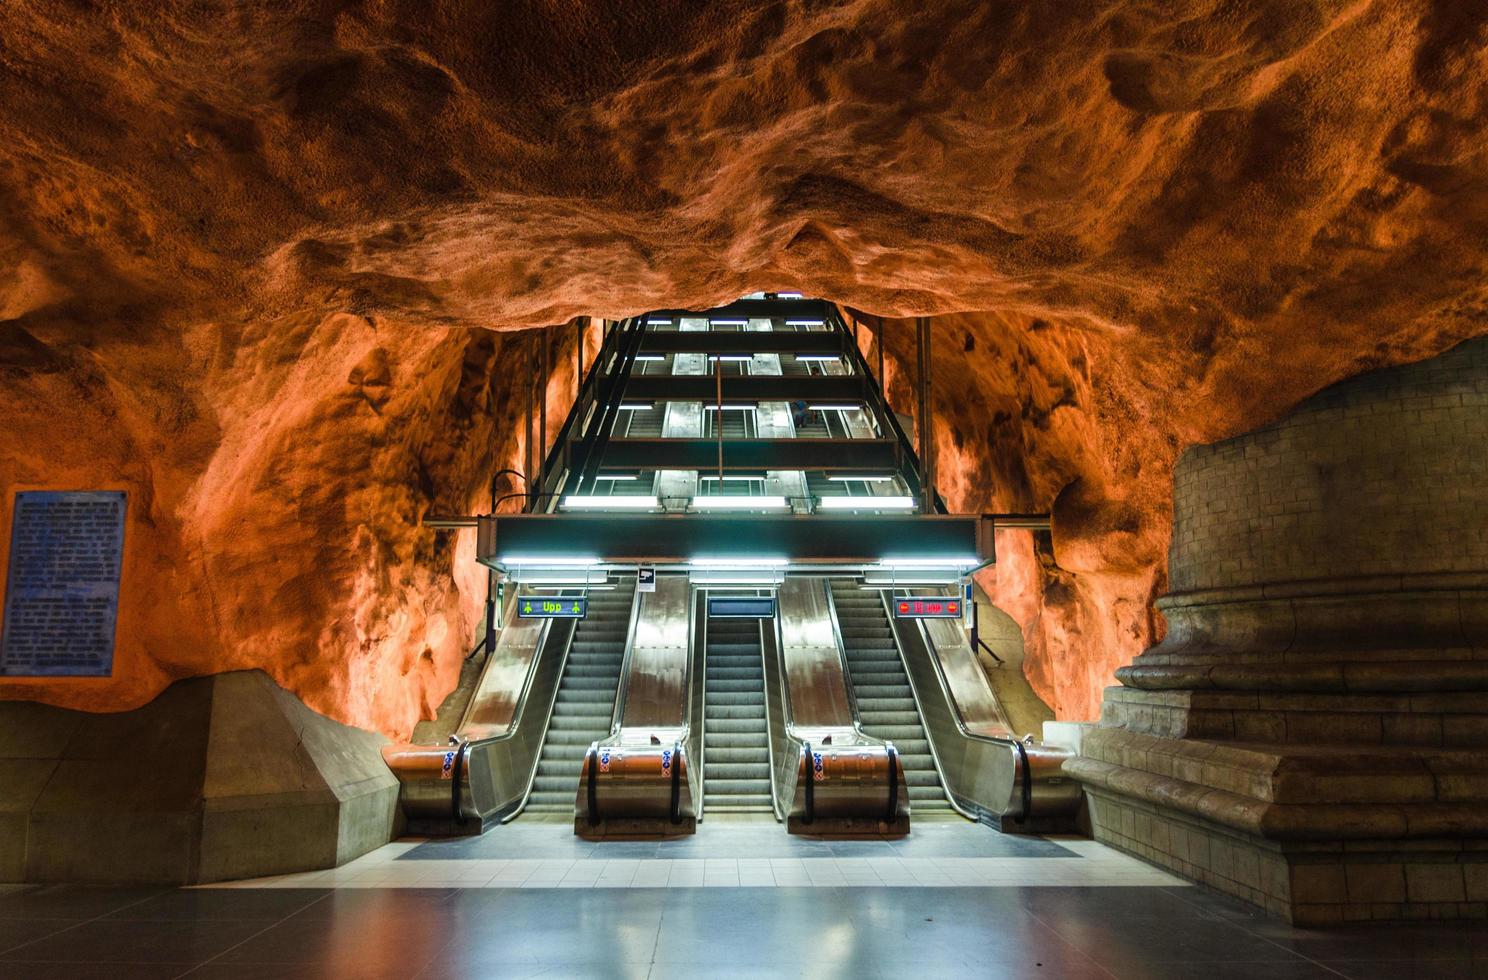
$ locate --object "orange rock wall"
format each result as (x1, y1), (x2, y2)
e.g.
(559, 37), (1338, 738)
(2, 2), (1487, 733)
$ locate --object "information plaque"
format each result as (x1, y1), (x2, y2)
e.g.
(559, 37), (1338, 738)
(2, 491), (127, 676)
(893, 596), (962, 619)
(517, 595), (588, 619)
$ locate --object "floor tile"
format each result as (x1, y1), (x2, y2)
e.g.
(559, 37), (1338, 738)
(0, 917), (268, 964)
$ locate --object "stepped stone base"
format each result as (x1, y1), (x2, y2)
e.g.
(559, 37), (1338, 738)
(0, 669), (399, 885)
(1069, 338), (1488, 925)
(1069, 724), (1488, 924)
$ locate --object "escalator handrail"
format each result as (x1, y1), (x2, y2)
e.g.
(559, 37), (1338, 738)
(669, 739), (684, 824)
(885, 743), (900, 821)
(884, 588), (1034, 820)
(606, 578), (646, 736)
(801, 740), (815, 825)
(824, 304), (949, 515)
(533, 316), (636, 505)
(567, 318), (650, 494)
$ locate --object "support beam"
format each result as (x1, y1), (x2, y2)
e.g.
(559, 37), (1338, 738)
(623, 375), (864, 403)
(478, 513), (993, 566)
(600, 438), (900, 473)
(636, 332), (844, 355)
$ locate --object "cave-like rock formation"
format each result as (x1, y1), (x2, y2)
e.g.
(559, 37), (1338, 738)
(1, 2), (1486, 736)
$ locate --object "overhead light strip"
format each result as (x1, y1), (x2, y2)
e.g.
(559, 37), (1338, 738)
(560, 495), (660, 511)
(817, 496), (917, 511)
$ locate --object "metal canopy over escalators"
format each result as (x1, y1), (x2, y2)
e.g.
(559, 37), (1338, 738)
(388, 294), (1081, 839)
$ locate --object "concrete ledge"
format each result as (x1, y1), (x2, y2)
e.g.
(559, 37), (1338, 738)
(0, 670), (399, 885)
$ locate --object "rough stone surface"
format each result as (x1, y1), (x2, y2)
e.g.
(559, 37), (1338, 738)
(0, 669), (397, 885)
(2, 3), (1488, 734)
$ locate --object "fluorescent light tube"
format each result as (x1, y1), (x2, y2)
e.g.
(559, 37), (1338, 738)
(707, 355), (754, 362)
(792, 354), (840, 362)
(710, 318), (748, 326)
(877, 556), (980, 568)
(703, 404), (756, 411)
(633, 354), (665, 362)
(690, 496), (788, 511)
(785, 319), (824, 326)
(806, 403), (863, 412)
(690, 557), (788, 568)
(827, 475), (894, 482)
(646, 318), (673, 325)
(500, 555), (601, 567)
(561, 495), (659, 511)
(817, 496), (917, 510)
(619, 403), (654, 411)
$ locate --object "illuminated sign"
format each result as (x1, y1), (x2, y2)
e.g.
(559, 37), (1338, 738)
(517, 596), (588, 619)
(708, 597), (776, 619)
(893, 597), (962, 619)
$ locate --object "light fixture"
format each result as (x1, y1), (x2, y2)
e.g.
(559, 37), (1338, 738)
(703, 404), (757, 411)
(595, 473), (640, 481)
(828, 475), (894, 482)
(862, 572), (962, 586)
(499, 555), (601, 567)
(691, 571), (783, 585)
(817, 496), (917, 511)
(778, 292), (804, 299)
(699, 474), (767, 482)
(792, 354), (840, 363)
(619, 402), (654, 411)
(710, 318), (748, 327)
(806, 403), (863, 412)
(785, 319), (824, 326)
(560, 495), (660, 511)
(689, 496), (788, 511)
(877, 556), (980, 569)
(646, 318), (673, 325)
(690, 557), (788, 568)
(633, 354), (665, 362)
(513, 569), (611, 585)
(707, 354), (754, 362)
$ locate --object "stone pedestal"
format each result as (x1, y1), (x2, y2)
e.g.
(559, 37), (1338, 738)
(1067, 338), (1488, 924)
(0, 669), (399, 885)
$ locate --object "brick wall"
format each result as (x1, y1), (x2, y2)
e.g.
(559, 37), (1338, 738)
(1169, 338), (1488, 594)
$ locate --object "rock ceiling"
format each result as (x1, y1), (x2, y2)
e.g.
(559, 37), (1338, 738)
(1, 1), (1485, 735)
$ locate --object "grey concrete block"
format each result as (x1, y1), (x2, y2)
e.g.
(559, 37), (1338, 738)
(0, 669), (397, 885)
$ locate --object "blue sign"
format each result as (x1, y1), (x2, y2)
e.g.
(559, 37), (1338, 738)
(708, 596), (776, 619)
(2, 491), (126, 677)
(517, 595), (588, 619)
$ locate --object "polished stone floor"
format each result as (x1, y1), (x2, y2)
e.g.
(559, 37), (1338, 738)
(2, 819), (1486, 978)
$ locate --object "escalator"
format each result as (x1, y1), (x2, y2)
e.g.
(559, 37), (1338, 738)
(525, 578), (637, 813)
(702, 616), (773, 813)
(829, 581), (955, 813)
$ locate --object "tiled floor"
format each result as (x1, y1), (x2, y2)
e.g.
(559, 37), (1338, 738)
(205, 815), (1173, 890)
(1, 818), (1486, 977)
